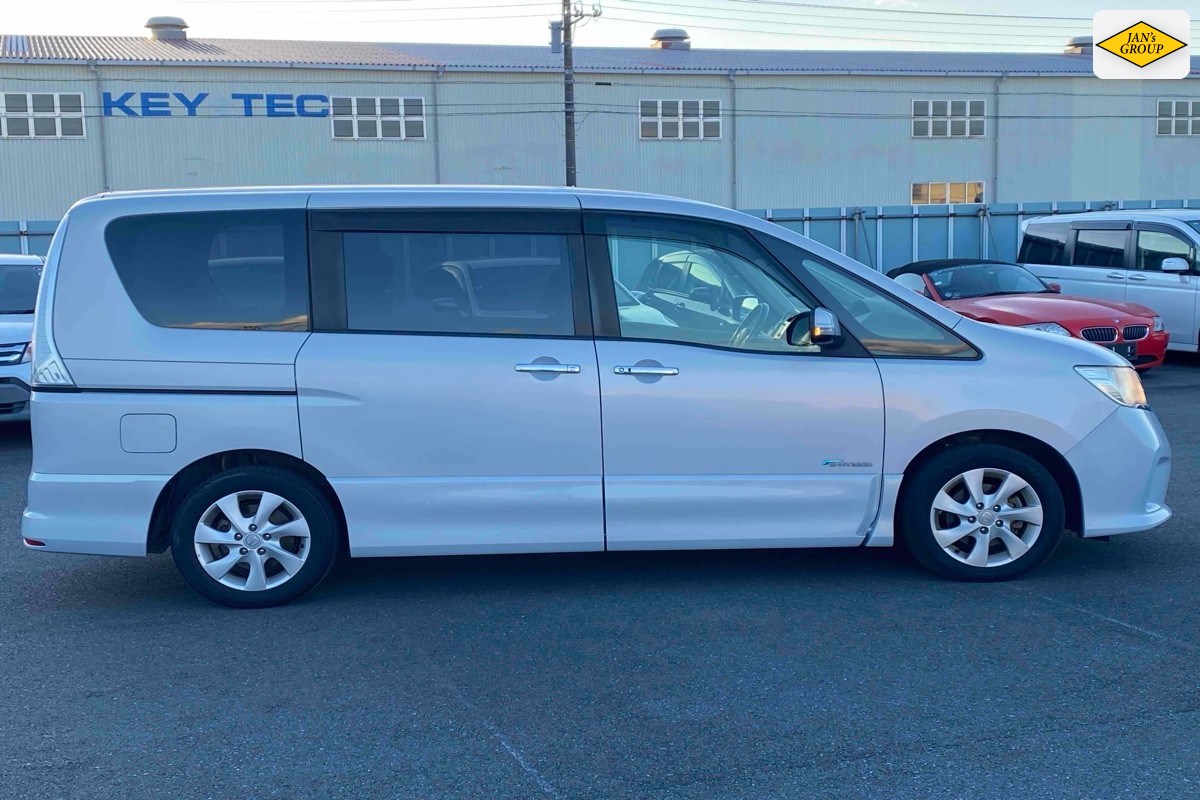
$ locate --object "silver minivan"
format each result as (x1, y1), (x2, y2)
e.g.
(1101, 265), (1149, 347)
(23, 187), (1171, 607)
(1020, 210), (1200, 351)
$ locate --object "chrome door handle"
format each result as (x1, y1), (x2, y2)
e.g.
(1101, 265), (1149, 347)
(614, 365), (679, 376)
(1107, 272), (1126, 279)
(1128, 274), (1148, 281)
(515, 363), (580, 374)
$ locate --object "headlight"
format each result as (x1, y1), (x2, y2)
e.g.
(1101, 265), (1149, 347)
(1153, 316), (1165, 333)
(1075, 366), (1147, 408)
(1020, 321), (1072, 337)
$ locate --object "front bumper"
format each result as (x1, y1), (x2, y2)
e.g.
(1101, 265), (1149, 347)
(0, 364), (31, 421)
(21, 472), (167, 556)
(1065, 406), (1171, 537)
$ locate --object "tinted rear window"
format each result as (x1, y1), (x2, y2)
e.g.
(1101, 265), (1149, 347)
(105, 210), (309, 331)
(1018, 221), (1070, 265)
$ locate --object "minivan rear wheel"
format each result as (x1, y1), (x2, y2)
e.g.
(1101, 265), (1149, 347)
(900, 444), (1065, 581)
(170, 466), (340, 608)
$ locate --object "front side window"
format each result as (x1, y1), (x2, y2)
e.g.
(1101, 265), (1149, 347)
(2, 92), (85, 139)
(926, 263), (1050, 300)
(0, 264), (40, 314)
(341, 232), (574, 336)
(609, 234), (815, 353)
(1136, 229), (1195, 271)
(105, 210), (309, 330)
(1018, 221), (1071, 265)
(1072, 229), (1128, 268)
(331, 96), (425, 140)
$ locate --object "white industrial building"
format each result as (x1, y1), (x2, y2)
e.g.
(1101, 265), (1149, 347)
(1, 15), (1199, 221)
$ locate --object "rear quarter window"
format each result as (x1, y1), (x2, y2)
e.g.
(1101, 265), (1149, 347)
(1018, 221), (1071, 265)
(105, 210), (309, 331)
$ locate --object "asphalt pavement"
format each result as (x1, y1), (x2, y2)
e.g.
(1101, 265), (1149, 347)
(3, 359), (1200, 799)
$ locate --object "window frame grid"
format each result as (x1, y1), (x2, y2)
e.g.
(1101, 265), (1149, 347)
(911, 98), (986, 139)
(330, 95), (427, 142)
(639, 99), (723, 141)
(911, 181), (986, 205)
(1156, 99), (1200, 136)
(1, 91), (86, 140)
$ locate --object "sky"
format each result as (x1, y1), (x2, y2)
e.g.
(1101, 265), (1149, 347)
(1, 0), (1195, 52)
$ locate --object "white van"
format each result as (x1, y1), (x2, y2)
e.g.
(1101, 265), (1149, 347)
(1019, 210), (1200, 351)
(23, 187), (1171, 607)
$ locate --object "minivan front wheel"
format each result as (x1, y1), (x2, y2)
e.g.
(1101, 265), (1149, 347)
(170, 466), (340, 608)
(900, 445), (1065, 581)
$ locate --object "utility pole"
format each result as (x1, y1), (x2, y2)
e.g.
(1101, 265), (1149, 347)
(562, 0), (577, 187)
(554, 3), (600, 187)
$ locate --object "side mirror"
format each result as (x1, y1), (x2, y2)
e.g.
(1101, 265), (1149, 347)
(1161, 257), (1189, 273)
(688, 286), (717, 307)
(787, 307), (842, 347)
(1046, 282), (1062, 293)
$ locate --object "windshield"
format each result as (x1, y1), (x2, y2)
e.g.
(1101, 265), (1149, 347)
(1188, 221), (1200, 236)
(926, 262), (1049, 300)
(0, 265), (41, 314)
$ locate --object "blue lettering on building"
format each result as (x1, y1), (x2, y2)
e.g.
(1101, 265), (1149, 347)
(102, 90), (329, 118)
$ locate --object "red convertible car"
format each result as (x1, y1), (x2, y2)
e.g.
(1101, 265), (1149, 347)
(888, 259), (1168, 371)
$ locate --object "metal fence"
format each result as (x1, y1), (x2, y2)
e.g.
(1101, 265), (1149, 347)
(748, 198), (1200, 272)
(6, 197), (1200, 266)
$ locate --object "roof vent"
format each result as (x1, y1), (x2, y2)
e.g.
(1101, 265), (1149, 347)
(651, 28), (691, 50)
(1064, 35), (1093, 55)
(145, 16), (188, 41)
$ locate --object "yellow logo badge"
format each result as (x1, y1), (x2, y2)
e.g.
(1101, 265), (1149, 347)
(1097, 21), (1187, 68)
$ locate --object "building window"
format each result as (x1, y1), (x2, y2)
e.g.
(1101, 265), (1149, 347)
(912, 181), (985, 205)
(640, 100), (721, 140)
(331, 96), (425, 140)
(1157, 100), (1200, 135)
(1, 92), (85, 139)
(911, 99), (985, 138)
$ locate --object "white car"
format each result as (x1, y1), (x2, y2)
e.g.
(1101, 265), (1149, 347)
(0, 254), (41, 423)
(22, 186), (1170, 607)
(1020, 210), (1200, 351)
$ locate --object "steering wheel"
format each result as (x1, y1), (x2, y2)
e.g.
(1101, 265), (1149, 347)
(729, 302), (771, 348)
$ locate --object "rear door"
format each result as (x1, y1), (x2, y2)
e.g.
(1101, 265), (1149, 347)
(1129, 223), (1200, 348)
(295, 207), (604, 556)
(1058, 223), (1132, 303)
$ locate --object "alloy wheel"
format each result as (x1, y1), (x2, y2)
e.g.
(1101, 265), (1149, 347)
(193, 490), (311, 591)
(928, 468), (1044, 568)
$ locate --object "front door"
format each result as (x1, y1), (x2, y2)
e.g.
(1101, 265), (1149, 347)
(296, 209), (604, 556)
(1129, 224), (1200, 349)
(588, 213), (885, 550)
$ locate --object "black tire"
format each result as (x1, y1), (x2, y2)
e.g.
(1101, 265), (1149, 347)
(899, 444), (1065, 582)
(170, 466), (340, 608)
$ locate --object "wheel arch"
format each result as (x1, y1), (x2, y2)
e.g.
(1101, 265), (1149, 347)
(147, 449), (347, 554)
(896, 429), (1083, 536)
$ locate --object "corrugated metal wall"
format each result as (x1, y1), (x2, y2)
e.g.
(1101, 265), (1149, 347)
(9, 197), (1199, 269)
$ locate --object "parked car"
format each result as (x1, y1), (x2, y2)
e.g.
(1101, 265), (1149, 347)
(0, 254), (42, 422)
(888, 259), (1168, 371)
(23, 187), (1171, 607)
(1019, 210), (1200, 352)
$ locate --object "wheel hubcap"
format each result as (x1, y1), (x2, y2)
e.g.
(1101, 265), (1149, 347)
(929, 468), (1043, 568)
(194, 491), (311, 591)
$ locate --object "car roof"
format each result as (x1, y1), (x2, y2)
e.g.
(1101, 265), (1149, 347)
(887, 258), (1015, 278)
(1025, 209), (1200, 225)
(0, 254), (43, 267)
